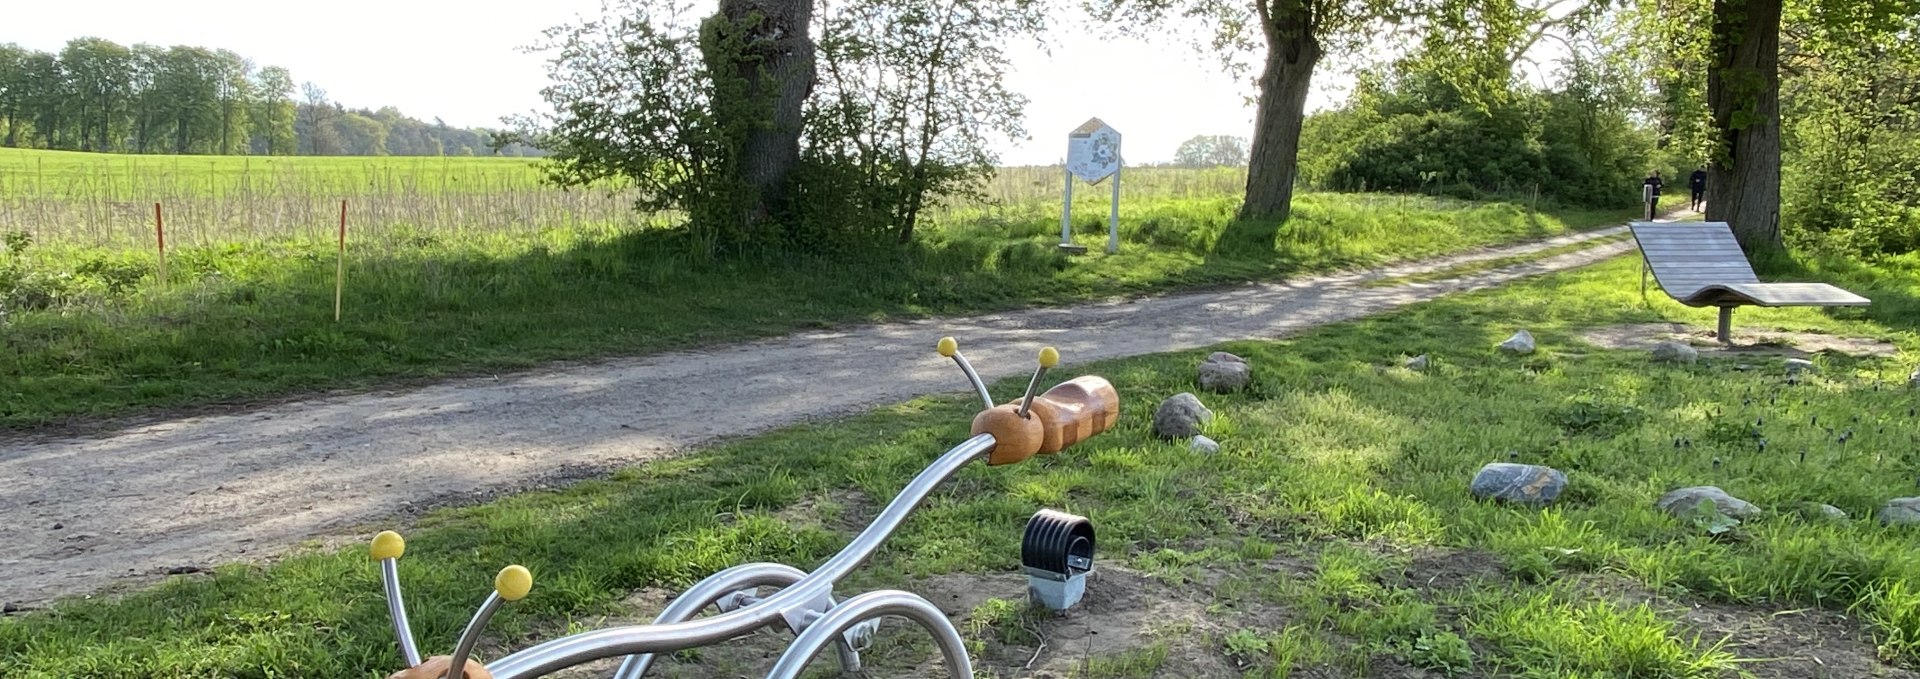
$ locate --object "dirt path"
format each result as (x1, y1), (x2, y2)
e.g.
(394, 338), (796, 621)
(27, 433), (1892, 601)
(0, 224), (1645, 608)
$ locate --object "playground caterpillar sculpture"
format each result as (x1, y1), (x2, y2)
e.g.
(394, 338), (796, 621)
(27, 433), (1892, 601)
(376, 337), (1120, 679)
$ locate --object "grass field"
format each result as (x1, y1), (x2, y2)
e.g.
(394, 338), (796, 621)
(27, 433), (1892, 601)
(0, 148), (639, 244)
(4, 249), (1916, 678)
(0, 149), (1633, 429)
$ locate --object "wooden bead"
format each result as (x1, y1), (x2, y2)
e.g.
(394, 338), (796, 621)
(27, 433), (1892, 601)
(971, 404), (1043, 465)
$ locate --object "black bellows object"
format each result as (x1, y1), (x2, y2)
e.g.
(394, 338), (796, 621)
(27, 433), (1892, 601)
(1022, 509), (1095, 578)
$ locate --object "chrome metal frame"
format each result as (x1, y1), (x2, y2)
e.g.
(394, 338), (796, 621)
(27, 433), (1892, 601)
(479, 434), (993, 679)
(379, 558), (424, 667)
(765, 590), (969, 679)
(374, 433), (996, 677)
(607, 563), (862, 679)
(375, 338), (1079, 678)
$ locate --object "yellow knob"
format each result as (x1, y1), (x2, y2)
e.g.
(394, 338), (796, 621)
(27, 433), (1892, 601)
(1038, 347), (1060, 369)
(937, 337), (958, 358)
(370, 531), (405, 561)
(496, 565), (533, 601)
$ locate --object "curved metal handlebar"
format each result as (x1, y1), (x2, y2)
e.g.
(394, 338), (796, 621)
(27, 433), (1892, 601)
(481, 433), (998, 679)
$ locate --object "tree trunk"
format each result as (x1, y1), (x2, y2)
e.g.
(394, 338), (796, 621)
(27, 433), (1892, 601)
(704, 0), (817, 238)
(1239, 0), (1320, 221)
(1704, 0), (1784, 254)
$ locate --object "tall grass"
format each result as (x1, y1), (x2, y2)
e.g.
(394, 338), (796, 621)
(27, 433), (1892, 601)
(2, 150), (1483, 249)
(0, 149), (644, 246)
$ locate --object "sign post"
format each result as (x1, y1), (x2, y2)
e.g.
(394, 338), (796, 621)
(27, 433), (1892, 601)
(1061, 118), (1122, 254)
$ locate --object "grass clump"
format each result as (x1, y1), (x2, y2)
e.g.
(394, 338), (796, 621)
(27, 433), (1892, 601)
(1465, 588), (1741, 678)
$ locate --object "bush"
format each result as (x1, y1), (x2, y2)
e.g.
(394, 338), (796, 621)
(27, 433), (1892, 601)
(1299, 53), (1654, 209)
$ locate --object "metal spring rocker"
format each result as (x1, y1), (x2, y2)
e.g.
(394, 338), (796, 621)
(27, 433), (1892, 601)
(376, 337), (1122, 679)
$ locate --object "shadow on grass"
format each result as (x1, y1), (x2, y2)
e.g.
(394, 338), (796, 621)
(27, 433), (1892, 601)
(1754, 249), (1920, 337)
(1205, 214), (1288, 268)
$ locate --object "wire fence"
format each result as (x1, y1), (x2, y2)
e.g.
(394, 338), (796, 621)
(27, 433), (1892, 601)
(1, 158), (1255, 248)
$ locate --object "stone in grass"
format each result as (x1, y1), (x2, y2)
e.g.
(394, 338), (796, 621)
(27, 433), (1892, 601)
(1651, 341), (1698, 364)
(1152, 392), (1213, 440)
(1469, 463), (1568, 507)
(1404, 354), (1430, 371)
(1497, 329), (1536, 355)
(1197, 352), (1252, 393)
(1790, 502), (1848, 522)
(1878, 498), (1920, 526)
(1189, 435), (1220, 455)
(1786, 358), (1817, 375)
(1909, 366), (1919, 388)
(1655, 486), (1762, 519)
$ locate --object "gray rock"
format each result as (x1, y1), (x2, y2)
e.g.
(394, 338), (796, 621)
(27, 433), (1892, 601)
(1651, 341), (1698, 364)
(1152, 392), (1213, 439)
(1908, 367), (1919, 388)
(1879, 497), (1920, 526)
(1188, 435), (1220, 455)
(1470, 463), (1568, 507)
(1498, 329), (1536, 355)
(1792, 502), (1848, 522)
(1197, 352), (1251, 393)
(1655, 486), (1761, 519)
(1786, 358), (1817, 375)
(1404, 354), (1430, 371)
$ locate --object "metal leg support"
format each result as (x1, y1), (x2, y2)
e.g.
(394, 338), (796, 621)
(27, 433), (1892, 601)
(764, 590), (971, 679)
(611, 563), (861, 679)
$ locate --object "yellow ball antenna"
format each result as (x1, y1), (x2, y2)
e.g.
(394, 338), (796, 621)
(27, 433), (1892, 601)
(937, 336), (958, 358)
(496, 565), (534, 601)
(370, 531), (406, 561)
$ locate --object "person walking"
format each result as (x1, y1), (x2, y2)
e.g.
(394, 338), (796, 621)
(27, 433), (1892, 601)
(1643, 170), (1664, 218)
(1689, 167), (1708, 212)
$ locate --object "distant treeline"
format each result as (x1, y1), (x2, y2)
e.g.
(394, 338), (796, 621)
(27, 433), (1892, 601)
(0, 38), (543, 157)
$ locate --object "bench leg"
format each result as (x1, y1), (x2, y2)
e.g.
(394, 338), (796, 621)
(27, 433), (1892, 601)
(1717, 306), (1733, 346)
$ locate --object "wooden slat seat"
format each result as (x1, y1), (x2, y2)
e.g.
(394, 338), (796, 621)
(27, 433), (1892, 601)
(1627, 221), (1871, 343)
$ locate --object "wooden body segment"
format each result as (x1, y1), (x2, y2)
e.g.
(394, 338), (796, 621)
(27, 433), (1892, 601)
(389, 656), (492, 679)
(971, 376), (1120, 465)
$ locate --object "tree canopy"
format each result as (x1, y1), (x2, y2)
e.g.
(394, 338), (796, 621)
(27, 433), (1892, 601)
(1173, 135), (1251, 166)
(511, 0), (1045, 258)
(0, 37), (541, 156)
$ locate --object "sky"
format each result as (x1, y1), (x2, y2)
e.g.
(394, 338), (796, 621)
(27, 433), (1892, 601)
(7, 0), (1364, 165)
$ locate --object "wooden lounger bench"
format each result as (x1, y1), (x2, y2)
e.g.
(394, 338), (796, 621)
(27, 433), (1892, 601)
(1627, 220), (1871, 344)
